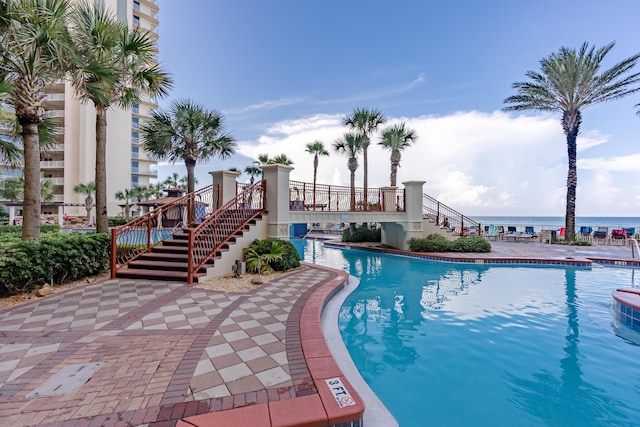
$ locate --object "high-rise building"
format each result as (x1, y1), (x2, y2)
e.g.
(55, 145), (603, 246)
(1, 0), (160, 219)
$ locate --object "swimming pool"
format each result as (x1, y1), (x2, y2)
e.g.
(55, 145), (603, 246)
(292, 239), (640, 427)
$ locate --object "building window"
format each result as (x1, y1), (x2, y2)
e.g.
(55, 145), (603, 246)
(131, 146), (139, 158)
(131, 175), (139, 187)
(131, 132), (139, 144)
(132, 103), (139, 114)
(133, 1), (140, 11)
(132, 117), (139, 128)
(133, 15), (140, 26)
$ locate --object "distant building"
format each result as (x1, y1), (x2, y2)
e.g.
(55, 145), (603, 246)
(0, 0), (160, 217)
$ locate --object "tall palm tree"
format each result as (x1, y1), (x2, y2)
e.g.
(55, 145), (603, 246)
(378, 123), (418, 187)
(114, 187), (135, 220)
(0, 0), (75, 240)
(73, 181), (96, 225)
(148, 182), (166, 199)
(343, 107), (386, 206)
(164, 172), (180, 188)
(333, 132), (364, 211)
(244, 165), (261, 184)
(504, 42), (640, 241)
(68, 1), (172, 234)
(305, 140), (329, 208)
(0, 176), (53, 202)
(142, 99), (236, 196)
(271, 153), (294, 165)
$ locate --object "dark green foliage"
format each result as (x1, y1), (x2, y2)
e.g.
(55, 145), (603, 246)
(449, 236), (491, 253)
(0, 224), (60, 234)
(408, 235), (491, 253)
(245, 238), (300, 271)
(341, 226), (381, 242)
(108, 217), (127, 227)
(408, 234), (451, 252)
(554, 239), (591, 246)
(0, 233), (110, 296)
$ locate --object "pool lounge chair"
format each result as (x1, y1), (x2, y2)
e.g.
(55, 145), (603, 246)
(610, 228), (627, 246)
(484, 225), (501, 241)
(579, 226), (593, 241)
(502, 226), (518, 241)
(539, 229), (552, 244)
(593, 227), (608, 244)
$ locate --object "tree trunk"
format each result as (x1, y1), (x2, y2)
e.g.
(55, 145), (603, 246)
(312, 154), (318, 208)
(85, 196), (92, 224)
(562, 110), (581, 242)
(348, 159), (357, 211)
(390, 149), (401, 187)
(186, 158), (196, 224)
(95, 107), (109, 233)
(21, 122), (41, 240)
(362, 138), (369, 206)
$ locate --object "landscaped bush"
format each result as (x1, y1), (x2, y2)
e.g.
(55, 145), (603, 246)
(408, 234), (451, 252)
(244, 238), (300, 271)
(408, 235), (491, 253)
(0, 232), (110, 296)
(109, 217), (127, 227)
(342, 225), (381, 242)
(449, 236), (491, 253)
(0, 224), (60, 234)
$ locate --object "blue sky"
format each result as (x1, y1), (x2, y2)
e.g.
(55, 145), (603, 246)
(153, 0), (640, 217)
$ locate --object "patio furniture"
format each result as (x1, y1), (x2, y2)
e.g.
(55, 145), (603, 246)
(593, 227), (608, 245)
(539, 229), (553, 244)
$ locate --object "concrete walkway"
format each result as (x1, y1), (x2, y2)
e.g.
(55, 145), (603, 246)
(0, 265), (355, 427)
(0, 239), (636, 426)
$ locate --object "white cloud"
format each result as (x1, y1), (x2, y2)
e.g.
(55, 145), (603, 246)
(195, 110), (640, 216)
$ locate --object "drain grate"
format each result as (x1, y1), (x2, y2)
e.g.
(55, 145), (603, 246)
(27, 362), (104, 398)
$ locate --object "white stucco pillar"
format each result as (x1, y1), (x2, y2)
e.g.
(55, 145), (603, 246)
(261, 164), (293, 240)
(9, 205), (15, 225)
(209, 170), (240, 209)
(381, 181), (426, 250)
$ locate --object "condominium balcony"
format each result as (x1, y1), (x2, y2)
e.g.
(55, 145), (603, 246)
(44, 110), (64, 119)
(49, 194), (64, 203)
(43, 177), (65, 185)
(131, 167), (157, 177)
(41, 160), (64, 169)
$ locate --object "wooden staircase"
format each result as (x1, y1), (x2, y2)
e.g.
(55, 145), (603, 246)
(115, 214), (262, 282)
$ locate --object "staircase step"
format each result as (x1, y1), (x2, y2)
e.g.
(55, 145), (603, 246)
(116, 268), (205, 283)
(127, 260), (208, 273)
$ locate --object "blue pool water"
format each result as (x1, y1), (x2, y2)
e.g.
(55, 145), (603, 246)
(292, 239), (640, 427)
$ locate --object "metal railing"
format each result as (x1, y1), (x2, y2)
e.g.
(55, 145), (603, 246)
(289, 180), (405, 212)
(110, 184), (221, 277)
(186, 180), (266, 283)
(422, 193), (480, 234)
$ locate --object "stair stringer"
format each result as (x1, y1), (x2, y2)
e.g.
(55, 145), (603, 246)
(203, 213), (269, 279)
(422, 218), (457, 241)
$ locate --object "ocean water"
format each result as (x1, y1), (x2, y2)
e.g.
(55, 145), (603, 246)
(470, 216), (640, 233)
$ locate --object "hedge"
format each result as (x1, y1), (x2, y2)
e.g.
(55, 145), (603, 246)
(408, 235), (491, 253)
(0, 232), (110, 296)
(0, 224), (60, 234)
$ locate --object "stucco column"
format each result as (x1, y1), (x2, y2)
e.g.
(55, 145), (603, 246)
(209, 170), (240, 209)
(381, 180), (426, 250)
(261, 164), (293, 240)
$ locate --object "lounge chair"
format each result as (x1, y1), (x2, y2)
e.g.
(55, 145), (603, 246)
(517, 226), (536, 242)
(625, 227), (636, 241)
(539, 229), (552, 244)
(579, 226), (593, 241)
(610, 229), (627, 246)
(558, 227), (566, 240)
(502, 226), (518, 241)
(484, 225), (501, 241)
(593, 227), (608, 245)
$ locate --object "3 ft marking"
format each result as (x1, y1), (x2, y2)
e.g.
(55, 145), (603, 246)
(325, 377), (356, 408)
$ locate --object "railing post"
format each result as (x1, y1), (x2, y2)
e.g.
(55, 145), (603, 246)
(437, 202), (441, 225)
(147, 215), (152, 250)
(110, 228), (117, 279)
(187, 228), (194, 285)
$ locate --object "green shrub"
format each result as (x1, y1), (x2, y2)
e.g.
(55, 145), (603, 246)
(408, 235), (491, 253)
(0, 224), (60, 234)
(109, 217), (127, 227)
(245, 238), (300, 271)
(0, 232), (110, 296)
(342, 225), (381, 242)
(408, 234), (451, 252)
(449, 236), (491, 253)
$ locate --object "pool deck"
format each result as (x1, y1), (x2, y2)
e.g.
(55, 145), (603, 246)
(0, 239), (637, 427)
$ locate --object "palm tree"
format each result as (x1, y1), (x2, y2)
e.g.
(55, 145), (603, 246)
(147, 182), (166, 199)
(244, 165), (261, 184)
(114, 187), (135, 220)
(305, 140), (329, 208)
(343, 108), (386, 206)
(333, 132), (364, 211)
(178, 174), (197, 189)
(378, 123), (418, 187)
(74, 181), (96, 225)
(68, 1), (172, 234)
(0, 0), (75, 239)
(254, 153), (271, 167)
(163, 172), (180, 188)
(504, 42), (640, 241)
(142, 99), (236, 198)
(0, 176), (23, 202)
(271, 153), (294, 166)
